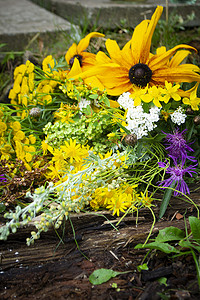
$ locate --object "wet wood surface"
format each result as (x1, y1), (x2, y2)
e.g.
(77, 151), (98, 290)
(0, 189), (200, 299)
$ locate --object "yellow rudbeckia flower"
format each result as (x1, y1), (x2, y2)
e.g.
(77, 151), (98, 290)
(77, 6), (200, 96)
(65, 31), (105, 72)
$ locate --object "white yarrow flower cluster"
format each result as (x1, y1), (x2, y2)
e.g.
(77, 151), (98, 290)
(118, 92), (161, 139)
(170, 106), (187, 125)
(78, 98), (91, 112)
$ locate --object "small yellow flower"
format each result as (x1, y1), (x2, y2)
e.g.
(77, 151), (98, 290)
(162, 81), (181, 103)
(26, 60), (34, 73)
(1, 153), (10, 160)
(29, 134), (36, 144)
(182, 83), (200, 111)
(147, 85), (164, 107)
(2, 144), (13, 152)
(0, 108), (4, 119)
(130, 86), (150, 106)
(15, 140), (25, 159)
(41, 140), (53, 155)
(12, 82), (21, 94)
(106, 192), (131, 216)
(13, 130), (25, 141)
(25, 152), (33, 162)
(90, 199), (100, 211)
(0, 121), (7, 132)
(42, 55), (55, 73)
(139, 191), (153, 207)
(161, 110), (171, 121)
(22, 96), (28, 106)
(61, 139), (82, 164)
(107, 132), (117, 141)
(14, 64), (26, 78)
(8, 89), (16, 100)
(98, 150), (112, 160)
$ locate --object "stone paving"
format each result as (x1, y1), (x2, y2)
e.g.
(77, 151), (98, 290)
(0, 0), (200, 52)
(31, 0), (200, 29)
(0, 0), (73, 51)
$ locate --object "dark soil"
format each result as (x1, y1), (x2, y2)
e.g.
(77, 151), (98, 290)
(0, 185), (200, 300)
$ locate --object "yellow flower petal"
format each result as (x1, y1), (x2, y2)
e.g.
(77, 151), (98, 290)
(77, 32), (104, 53)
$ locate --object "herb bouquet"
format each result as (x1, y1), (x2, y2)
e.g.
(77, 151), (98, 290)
(0, 6), (200, 245)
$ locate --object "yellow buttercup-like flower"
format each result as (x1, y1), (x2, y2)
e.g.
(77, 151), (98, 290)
(182, 83), (200, 111)
(162, 81), (181, 103)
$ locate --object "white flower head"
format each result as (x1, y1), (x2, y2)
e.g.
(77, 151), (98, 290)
(118, 92), (161, 139)
(78, 98), (91, 112)
(170, 106), (187, 125)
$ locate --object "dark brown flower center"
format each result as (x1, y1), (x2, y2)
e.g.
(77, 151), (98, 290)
(129, 63), (152, 87)
(69, 54), (83, 68)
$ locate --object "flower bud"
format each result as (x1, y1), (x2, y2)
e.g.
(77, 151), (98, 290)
(193, 115), (200, 125)
(29, 107), (42, 118)
(186, 107), (194, 115)
(124, 133), (137, 146)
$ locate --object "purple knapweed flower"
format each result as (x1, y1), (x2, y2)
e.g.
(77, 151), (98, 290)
(0, 174), (7, 183)
(158, 156), (197, 196)
(163, 129), (196, 162)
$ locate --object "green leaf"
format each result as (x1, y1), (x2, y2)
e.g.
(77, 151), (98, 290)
(102, 96), (110, 107)
(116, 122), (130, 135)
(135, 242), (180, 254)
(142, 102), (150, 113)
(137, 263), (149, 272)
(179, 240), (194, 250)
(142, 133), (166, 142)
(189, 216), (200, 243)
(155, 226), (185, 243)
(0, 43), (7, 49)
(186, 121), (194, 142)
(190, 244), (200, 253)
(159, 181), (176, 219)
(89, 268), (128, 285)
(82, 105), (93, 116)
(0, 203), (6, 213)
(157, 277), (168, 286)
(89, 94), (98, 100)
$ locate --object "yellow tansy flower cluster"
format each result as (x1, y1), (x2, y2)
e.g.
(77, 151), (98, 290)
(0, 108), (14, 159)
(36, 55), (61, 105)
(0, 108), (37, 167)
(11, 121), (37, 170)
(8, 56), (62, 120)
(8, 60), (35, 119)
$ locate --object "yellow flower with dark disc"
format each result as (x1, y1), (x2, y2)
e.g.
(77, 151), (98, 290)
(65, 32), (105, 72)
(76, 6), (200, 96)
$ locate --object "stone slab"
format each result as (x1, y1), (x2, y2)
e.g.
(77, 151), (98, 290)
(30, 0), (200, 29)
(0, 0), (75, 52)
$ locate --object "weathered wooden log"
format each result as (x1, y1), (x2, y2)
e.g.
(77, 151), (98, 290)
(0, 189), (199, 299)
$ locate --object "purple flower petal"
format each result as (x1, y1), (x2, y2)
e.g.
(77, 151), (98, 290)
(158, 158), (197, 196)
(163, 129), (196, 162)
